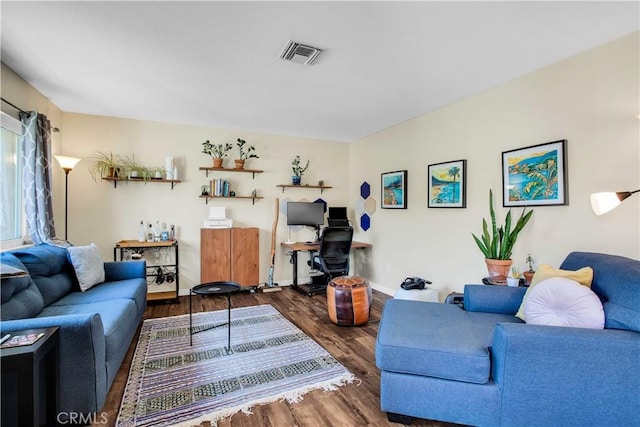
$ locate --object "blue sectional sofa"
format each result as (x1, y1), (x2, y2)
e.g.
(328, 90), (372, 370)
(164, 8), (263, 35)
(376, 252), (640, 426)
(1, 244), (147, 421)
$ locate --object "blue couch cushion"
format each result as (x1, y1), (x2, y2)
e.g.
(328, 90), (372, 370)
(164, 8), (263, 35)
(376, 299), (522, 384)
(561, 252), (640, 332)
(51, 278), (147, 314)
(11, 245), (75, 306)
(39, 299), (138, 361)
(0, 253), (45, 320)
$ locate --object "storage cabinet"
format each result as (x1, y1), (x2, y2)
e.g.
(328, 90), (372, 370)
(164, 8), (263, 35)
(201, 228), (259, 286)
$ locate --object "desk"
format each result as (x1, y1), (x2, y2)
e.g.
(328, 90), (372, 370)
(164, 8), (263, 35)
(281, 241), (372, 296)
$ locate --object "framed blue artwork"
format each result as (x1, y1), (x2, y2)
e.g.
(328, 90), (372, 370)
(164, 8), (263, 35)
(381, 170), (407, 209)
(502, 140), (568, 207)
(428, 159), (466, 208)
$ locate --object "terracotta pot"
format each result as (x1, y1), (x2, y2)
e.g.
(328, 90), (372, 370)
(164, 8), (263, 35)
(213, 158), (223, 168)
(234, 159), (245, 170)
(523, 271), (535, 286)
(485, 258), (512, 282)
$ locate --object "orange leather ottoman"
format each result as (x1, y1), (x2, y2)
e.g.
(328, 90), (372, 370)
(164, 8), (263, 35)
(327, 276), (372, 325)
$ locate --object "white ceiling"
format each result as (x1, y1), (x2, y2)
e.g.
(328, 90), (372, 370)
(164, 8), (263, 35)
(1, 1), (638, 142)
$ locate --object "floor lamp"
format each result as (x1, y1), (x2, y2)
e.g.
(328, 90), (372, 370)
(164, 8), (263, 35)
(54, 155), (82, 240)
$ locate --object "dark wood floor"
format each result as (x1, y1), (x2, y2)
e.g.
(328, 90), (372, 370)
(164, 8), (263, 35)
(97, 288), (456, 427)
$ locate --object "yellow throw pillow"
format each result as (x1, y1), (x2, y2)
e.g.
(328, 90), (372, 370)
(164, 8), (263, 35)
(515, 264), (594, 321)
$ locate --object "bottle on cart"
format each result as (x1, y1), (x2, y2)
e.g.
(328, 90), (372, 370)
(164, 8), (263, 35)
(161, 222), (169, 241)
(146, 223), (154, 242)
(170, 224), (175, 241)
(154, 221), (161, 242)
(138, 220), (145, 242)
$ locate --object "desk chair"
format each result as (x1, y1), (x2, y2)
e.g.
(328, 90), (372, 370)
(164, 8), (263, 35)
(309, 226), (354, 292)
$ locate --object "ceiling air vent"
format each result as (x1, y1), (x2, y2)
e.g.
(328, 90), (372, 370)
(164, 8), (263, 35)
(279, 40), (323, 66)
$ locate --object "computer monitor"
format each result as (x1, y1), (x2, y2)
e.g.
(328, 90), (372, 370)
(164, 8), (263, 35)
(328, 206), (349, 226)
(286, 202), (325, 227)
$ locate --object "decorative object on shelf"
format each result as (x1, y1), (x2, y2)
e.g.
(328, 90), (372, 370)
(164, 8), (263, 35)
(165, 157), (174, 179)
(590, 189), (640, 215)
(472, 189), (534, 282)
(291, 155), (309, 185)
(152, 167), (165, 179)
(427, 159), (466, 208)
(201, 185), (209, 196)
(523, 253), (536, 285)
(230, 191), (236, 197)
(54, 155), (82, 240)
(202, 140), (233, 168)
(502, 139), (568, 207)
(234, 138), (258, 169)
(88, 151), (123, 182)
(381, 170), (407, 209)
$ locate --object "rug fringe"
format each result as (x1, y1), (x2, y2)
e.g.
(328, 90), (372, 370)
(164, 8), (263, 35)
(170, 372), (356, 427)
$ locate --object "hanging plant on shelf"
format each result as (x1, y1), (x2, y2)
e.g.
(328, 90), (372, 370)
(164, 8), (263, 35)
(88, 151), (123, 182)
(234, 138), (259, 169)
(202, 140), (232, 168)
(291, 155), (310, 185)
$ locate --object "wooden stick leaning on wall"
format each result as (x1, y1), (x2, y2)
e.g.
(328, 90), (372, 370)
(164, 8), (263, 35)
(262, 197), (282, 292)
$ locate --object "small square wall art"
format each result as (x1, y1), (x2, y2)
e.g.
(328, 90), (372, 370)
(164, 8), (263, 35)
(381, 170), (407, 209)
(428, 159), (466, 208)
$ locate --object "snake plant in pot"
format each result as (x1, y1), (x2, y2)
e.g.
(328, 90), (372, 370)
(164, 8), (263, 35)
(472, 189), (534, 281)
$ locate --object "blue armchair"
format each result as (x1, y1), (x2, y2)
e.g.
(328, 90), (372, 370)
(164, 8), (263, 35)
(376, 252), (640, 426)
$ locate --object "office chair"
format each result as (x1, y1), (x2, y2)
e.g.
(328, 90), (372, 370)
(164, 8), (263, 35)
(309, 226), (354, 293)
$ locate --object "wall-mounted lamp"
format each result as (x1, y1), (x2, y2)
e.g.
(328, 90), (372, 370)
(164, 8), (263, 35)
(54, 155), (82, 240)
(590, 190), (640, 216)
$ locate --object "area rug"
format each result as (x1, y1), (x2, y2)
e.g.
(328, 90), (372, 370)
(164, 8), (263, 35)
(116, 304), (354, 427)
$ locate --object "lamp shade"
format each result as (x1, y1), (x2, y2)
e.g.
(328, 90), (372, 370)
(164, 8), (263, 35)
(54, 155), (81, 171)
(590, 190), (639, 215)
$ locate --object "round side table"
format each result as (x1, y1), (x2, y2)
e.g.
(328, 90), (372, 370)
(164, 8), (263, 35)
(189, 281), (240, 350)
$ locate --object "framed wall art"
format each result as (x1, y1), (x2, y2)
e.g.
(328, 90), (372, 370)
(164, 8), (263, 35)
(381, 170), (407, 209)
(427, 159), (466, 208)
(502, 139), (568, 207)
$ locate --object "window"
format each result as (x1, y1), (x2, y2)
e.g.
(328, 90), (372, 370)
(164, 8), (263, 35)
(1, 111), (24, 249)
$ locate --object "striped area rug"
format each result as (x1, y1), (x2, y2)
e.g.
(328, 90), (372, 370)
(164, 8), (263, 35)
(116, 304), (354, 426)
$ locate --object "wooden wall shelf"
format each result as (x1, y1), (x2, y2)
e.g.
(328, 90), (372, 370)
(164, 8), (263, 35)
(276, 184), (333, 194)
(198, 167), (263, 179)
(199, 195), (263, 205)
(102, 176), (181, 189)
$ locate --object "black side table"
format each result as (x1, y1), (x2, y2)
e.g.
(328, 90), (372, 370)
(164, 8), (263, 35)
(189, 281), (240, 350)
(1, 327), (60, 427)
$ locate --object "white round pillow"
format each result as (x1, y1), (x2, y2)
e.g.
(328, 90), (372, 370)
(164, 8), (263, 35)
(524, 277), (604, 329)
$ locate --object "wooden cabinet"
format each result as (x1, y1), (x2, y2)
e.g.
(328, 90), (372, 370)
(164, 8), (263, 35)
(201, 228), (259, 286)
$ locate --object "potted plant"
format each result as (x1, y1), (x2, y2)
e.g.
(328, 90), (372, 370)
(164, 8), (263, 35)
(88, 151), (123, 182)
(523, 253), (536, 286)
(472, 189), (534, 282)
(202, 140), (232, 168)
(234, 138), (258, 169)
(151, 166), (166, 179)
(291, 155), (309, 185)
(121, 155), (151, 182)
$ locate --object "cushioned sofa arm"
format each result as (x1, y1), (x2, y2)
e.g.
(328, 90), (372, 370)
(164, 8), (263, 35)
(491, 322), (640, 426)
(464, 285), (526, 314)
(1, 314), (108, 415)
(104, 260), (146, 282)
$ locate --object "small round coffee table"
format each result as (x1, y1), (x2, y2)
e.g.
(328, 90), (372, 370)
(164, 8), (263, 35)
(189, 281), (240, 350)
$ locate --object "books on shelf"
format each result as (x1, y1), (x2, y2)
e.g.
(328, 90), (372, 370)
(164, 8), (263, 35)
(210, 179), (231, 197)
(1, 332), (45, 348)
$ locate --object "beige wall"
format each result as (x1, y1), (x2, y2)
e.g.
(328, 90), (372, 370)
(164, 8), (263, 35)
(350, 32), (640, 297)
(60, 113), (350, 292)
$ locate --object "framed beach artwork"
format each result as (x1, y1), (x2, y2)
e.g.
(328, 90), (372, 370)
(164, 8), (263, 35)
(427, 160), (466, 208)
(381, 170), (407, 209)
(502, 139), (568, 207)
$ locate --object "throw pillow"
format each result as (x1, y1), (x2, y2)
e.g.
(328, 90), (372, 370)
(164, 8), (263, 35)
(524, 277), (604, 329)
(67, 243), (105, 292)
(515, 264), (594, 320)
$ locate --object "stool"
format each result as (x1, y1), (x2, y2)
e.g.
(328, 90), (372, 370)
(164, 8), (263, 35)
(327, 276), (372, 325)
(394, 287), (439, 302)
